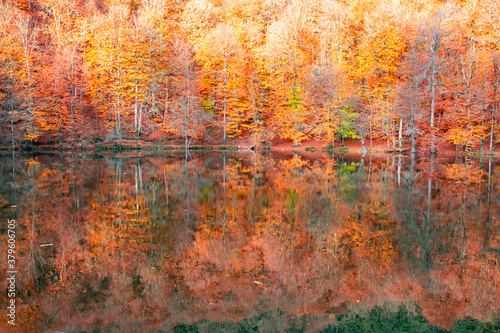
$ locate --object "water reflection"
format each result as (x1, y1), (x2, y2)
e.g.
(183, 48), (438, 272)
(0, 151), (499, 332)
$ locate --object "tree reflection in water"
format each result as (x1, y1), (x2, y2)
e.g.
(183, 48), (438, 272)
(0, 152), (499, 332)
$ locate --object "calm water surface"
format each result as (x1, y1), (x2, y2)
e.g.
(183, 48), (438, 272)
(0, 151), (499, 332)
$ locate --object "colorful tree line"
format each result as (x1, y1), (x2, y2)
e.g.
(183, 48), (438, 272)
(1, 0), (499, 152)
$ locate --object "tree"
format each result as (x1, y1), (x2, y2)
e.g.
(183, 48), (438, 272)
(346, 8), (406, 150)
(478, 0), (500, 152)
(165, 36), (208, 148)
(307, 64), (348, 148)
(397, 41), (427, 154)
(443, 42), (489, 151)
(85, 5), (129, 139)
(198, 22), (240, 144)
(35, 0), (87, 146)
(418, 5), (456, 155)
(0, 2), (25, 148)
(264, 0), (314, 146)
(124, 4), (169, 137)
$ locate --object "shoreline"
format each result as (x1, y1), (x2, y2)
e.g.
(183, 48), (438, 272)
(1, 139), (499, 158)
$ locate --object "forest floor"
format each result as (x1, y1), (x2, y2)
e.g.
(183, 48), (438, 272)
(145, 127), (500, 155)
(2, 127), (499, 157)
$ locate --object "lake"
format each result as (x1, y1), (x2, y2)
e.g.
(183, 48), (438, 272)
(0, 151), (499, 332)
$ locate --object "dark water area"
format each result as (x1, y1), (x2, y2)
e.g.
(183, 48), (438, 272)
(0, 151), (499, 332)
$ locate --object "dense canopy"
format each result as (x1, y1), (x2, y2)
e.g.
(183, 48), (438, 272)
(0, 0), (499, 152)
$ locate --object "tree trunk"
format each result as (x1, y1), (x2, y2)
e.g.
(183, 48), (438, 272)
(185, 51), (190, 149)
(411, 128), (416, 154)
(491, 57), (498, 153)
(429, 32), (438, 155)
(423, 154), (435, 267)
(360, 134), (368, 154)
(70, 86), (75, 147)
(490, 111), (495, 153)
(9, 86), (15, 150)
(386, 120), (390, 150)
(164, 77), (169, 130)
(115, 95), (121, 139)
(391, 119), (397, 148)
(398, 117), (403, 150)
(138, 103), (143, 136)
(134, 81), (138, 133)
(23, 40), (32, 141)
(95, 108), (100, 139)
(223, 52), (227, 145)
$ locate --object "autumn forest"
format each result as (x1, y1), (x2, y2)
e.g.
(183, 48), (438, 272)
(1, 0), (499, 152)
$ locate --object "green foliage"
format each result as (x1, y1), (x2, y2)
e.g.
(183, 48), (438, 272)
(321, 305), (500, 333)
(286, 188), (298, 214)
(336, 106), (359, 140)
(171, 305), (500, 333)
(217, 146), (238, 150)
(200, 185), (215, 203)
(321, 305), (445, 333)
(201, 96), (216, 115)
(288, 85), (305, 112)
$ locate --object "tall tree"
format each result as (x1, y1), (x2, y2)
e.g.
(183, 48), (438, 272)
(85, 4), (129, 139)
(0, 2), (24, 148)
(396, 42), (427, 154)
(264, 0), (314, 146)
(418, 5), (455, 155)
(198, 22), (240, 144)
